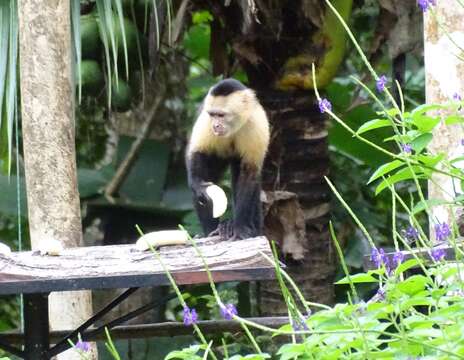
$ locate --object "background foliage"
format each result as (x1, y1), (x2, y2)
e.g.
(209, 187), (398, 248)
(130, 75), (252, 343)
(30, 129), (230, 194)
(0, 0), (430, 358)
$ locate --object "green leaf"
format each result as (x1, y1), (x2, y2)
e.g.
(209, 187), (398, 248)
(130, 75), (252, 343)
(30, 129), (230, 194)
(409, 328), (442, 338)
(397, 275), (430, 296)
(277, 343), (307, 360)
(70, 0), (81, 102)
(0, 174), (27, 216)
(114, 0), (129, 79)
(412, 198), (450, 214)
(368, 160), (404, 184)
(4, 0), (18, 175)
(335, 273), (378, 284)
(400, 297), (434, 311)
(229, 355), (271, 360)
(165, 345), (204, 360)
(356, 119), (391, 135)
(411, 103), (447, 117)
(444, 114), (464, 125)
(417, 153), (445, 167)
(0, 3), (10, 137)
(411, 133), (433, 153)
(329, 104), (392, 167)
(394, 258), (421, 275)
(192, 10), (213, 24)
(411, 115), (440, 132)
(375, 167), (424, 195)
(183, 23), (210, 60)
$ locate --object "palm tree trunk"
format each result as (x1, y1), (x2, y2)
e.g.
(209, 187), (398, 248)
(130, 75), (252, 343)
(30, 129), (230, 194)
(258, 90), (334, 314)
(18, 0), (97, 358)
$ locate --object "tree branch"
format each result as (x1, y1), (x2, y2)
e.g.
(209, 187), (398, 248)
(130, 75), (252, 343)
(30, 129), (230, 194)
(104, 91), (165, 201)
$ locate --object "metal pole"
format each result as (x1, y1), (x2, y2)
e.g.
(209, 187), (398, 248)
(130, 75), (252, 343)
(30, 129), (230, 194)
(23, 293), (50, 360)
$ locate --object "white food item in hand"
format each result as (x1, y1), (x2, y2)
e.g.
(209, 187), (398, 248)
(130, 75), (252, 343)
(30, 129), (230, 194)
(205, 184), (228, 218)
(39, 239), (63, 256)
(135, 230), (189, 251)
(0, 242), (11, 256)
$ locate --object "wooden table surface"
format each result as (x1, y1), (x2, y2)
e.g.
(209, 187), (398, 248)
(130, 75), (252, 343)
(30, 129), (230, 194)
(0, 236), (275, 295)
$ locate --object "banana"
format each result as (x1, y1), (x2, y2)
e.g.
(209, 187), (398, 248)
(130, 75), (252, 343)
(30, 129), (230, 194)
(0, 242), (11, 256)
(206, 184), (228, 218)
(39, 238), (64, 256)
(135, 230), (189, 251)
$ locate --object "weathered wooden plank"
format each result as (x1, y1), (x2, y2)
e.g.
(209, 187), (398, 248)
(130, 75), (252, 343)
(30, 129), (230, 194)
(0, 236), (275, 295)
(0, 317), (289, 344)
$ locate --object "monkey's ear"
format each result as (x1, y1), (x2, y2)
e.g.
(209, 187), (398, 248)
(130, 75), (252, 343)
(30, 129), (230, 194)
(243, 88), (257, 101)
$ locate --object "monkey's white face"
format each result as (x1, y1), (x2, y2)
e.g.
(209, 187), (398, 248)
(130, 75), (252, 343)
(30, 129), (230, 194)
(203, 89), (254, 138)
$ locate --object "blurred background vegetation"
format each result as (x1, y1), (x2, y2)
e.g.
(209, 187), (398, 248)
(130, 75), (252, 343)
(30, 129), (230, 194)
(0, 0), (426, 357)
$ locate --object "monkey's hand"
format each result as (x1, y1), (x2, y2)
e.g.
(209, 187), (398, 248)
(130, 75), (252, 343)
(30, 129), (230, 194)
(194, 183), (227, 219)
(208, 220), (234, 239)
(209, 222), (257, 241)
(229, 227), (257, 241)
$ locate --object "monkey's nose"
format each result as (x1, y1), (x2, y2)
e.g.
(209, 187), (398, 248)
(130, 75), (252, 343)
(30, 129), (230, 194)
(212, 123), (226, 136)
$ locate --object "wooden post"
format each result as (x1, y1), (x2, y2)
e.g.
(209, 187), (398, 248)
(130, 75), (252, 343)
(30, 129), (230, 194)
(17, 0), (97, 358)
(424, 1), (464, 232)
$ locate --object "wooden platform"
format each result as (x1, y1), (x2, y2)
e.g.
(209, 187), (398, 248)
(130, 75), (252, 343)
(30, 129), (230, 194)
(0, 236), (275, 295)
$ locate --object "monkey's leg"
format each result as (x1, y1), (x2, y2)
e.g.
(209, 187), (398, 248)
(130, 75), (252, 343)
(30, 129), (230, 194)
(187, 152), (227, 236)
(230, 161), (263, 240)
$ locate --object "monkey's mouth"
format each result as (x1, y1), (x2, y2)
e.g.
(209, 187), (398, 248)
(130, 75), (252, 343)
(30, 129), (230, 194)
(212, 123), (227, 136)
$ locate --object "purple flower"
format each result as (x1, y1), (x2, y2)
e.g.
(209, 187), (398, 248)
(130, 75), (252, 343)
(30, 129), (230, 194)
(418, 0), (428, 11)
(461, 139), (464, 146)
(375, 287), (386, 302)
(418, 0), (436, 11)
(391, 251), (405, 269)
(402, 143), (413, 154)
(403, 226), (419, 242)
(183, 306), (198, 326)
(453, 93), (462, 101)
(318, 98), (332, 113)
(370, 248), (387, 268)
(376, 75), (387, 92)
(220, 303), (238, 320)
(75, 340), (91, 352)
(292, 313), (310, 331)
(293, 315), (309, 331)
(434, 222), (451, 242)
(430, 247), (446, 261)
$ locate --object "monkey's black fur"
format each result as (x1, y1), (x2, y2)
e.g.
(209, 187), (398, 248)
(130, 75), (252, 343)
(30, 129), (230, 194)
(210, 78), (247, 97)
(187, 152), (262, 239)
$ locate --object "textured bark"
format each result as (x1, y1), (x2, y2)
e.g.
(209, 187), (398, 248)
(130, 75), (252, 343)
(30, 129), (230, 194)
(424, 1), (464, 231)
(17, 0), (96, 358)
(258, 91), (334, 314)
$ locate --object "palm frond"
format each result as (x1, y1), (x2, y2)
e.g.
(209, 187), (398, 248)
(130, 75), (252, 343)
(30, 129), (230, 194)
(5, 0), (18, 175)
(0, 0), (18, 175)
(70, 0), (82, 103)
(0, 4), (9, 133)
(114, 0), (129, 79)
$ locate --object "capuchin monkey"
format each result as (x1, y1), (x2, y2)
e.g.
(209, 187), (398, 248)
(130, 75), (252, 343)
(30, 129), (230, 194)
(186, 79), (270, 240)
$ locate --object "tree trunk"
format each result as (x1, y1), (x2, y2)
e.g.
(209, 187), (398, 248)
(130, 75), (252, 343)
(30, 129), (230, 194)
(18, 0), (97, 358)
(258, 90), (334, 314)
(424, 0), (464, 233)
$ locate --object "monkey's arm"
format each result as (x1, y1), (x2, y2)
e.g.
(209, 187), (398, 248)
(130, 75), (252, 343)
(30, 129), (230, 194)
(187, 151), (227, 236)
(231, 161), (263, 240)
